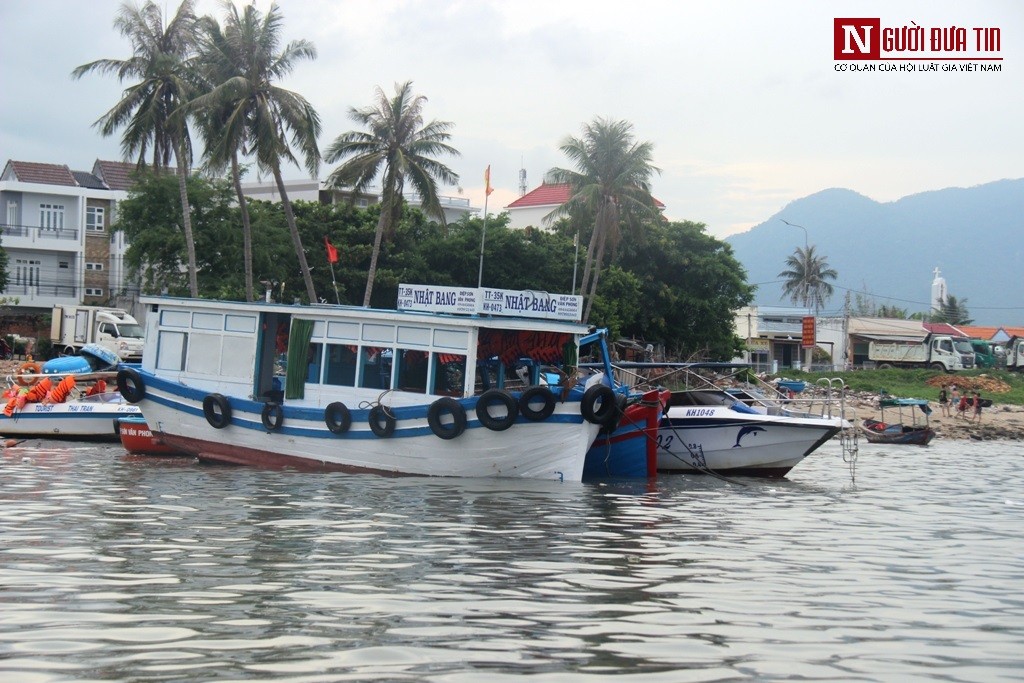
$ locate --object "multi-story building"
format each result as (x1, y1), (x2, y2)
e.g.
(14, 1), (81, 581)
(1, 159), (137, 316)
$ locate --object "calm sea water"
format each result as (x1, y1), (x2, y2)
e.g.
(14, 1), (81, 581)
(1, 437), (1022, 682)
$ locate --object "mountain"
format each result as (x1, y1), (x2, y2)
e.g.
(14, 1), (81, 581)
(724, 179), (1024, 326)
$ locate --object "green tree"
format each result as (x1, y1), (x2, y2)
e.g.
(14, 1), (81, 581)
(778, 244), (838, 314)
(932, 294), (973, 325)
(547, 117), (660, 321)
(616, 220), (753, 359)
(72, 0), (201, 297)
(115, 170), (239, 296)
(193, 1), (321, 303)
(324, 80), (460, 307)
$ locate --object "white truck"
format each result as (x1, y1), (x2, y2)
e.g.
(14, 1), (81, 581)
(867, 334), (974, 372)
(1005, 336), (1024, 371)
(50, 305), (145, 362)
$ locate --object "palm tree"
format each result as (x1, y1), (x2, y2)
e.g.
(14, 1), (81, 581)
(192, 1), (321, 303)
(778, 244), (838, 314)
(546, 118), (660, 321)
(72, 0), (201, 297)
(932, 294), (973, 325)
(323, 80), (459, 307)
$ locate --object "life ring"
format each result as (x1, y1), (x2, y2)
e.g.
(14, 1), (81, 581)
(581, 384), (618, 425)
(427, 397), (467, 440)
(368, 404), (396, 437)
(203, 393), (232, 429)
(261, 402), (283, 431)
(475, 389), (518, 431)
(519, 386), (556, 421)
(324, 402), (352, 434)
(14, 362), (40, 387)
(116, 368), (146, 403)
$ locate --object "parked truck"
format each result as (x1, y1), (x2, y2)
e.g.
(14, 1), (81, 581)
(50, 305), (144, 362)
(1005, 336), (1024, 372)
(867, 334), (974, 371)
(970, 339), (997, 368)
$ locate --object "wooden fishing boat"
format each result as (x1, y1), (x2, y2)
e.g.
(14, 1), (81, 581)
(861, 396), (935, 445)
(115, 285), (622, 481)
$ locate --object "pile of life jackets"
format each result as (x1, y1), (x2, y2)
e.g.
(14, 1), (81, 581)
(3, 377), (108, 417)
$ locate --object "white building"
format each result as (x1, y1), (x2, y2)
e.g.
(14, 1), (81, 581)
(1, 159), (137, 314)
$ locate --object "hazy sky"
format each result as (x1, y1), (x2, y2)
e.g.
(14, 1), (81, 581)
(1, 0), (1020, 239)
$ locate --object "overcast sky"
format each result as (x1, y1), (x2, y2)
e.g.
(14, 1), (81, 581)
(1, 0), (1020, 239)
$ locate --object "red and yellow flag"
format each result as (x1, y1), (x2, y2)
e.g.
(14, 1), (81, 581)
(484, 165), (493, 196)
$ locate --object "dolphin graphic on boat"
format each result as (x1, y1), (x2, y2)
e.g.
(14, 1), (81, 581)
(733, 425), (766, 447)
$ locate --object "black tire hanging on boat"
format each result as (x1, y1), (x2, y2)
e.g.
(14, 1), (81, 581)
(368, 404), (396, 437)
(427, 397), (467, 440)
(519, 386), (556, 421)
(475, 389), (518, 431)
(203, 393), (232, 429)
(324, 402), (352, 434)
(116, 368), (146, 403)
(261, 402), (284, 431)
(598, 392), (629, 433)
(581, 384), (618, 425)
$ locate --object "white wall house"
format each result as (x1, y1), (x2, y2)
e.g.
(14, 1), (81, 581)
(1, 159), (136, 315)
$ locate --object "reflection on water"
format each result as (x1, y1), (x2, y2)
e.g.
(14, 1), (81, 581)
(1, 439), (1022, 681)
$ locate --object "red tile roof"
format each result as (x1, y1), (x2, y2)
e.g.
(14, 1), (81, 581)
(506, 183), (572, 209)
(506, 182), (665, 210)
(93, 160), (140, 192)
(7, 161), (77, 186)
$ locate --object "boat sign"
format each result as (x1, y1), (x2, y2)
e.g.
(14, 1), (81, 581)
(396, 284), (477, 315)
(397, 284), (583, 322)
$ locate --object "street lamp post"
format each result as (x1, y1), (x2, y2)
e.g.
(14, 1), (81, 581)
(781, 219), (811, 370)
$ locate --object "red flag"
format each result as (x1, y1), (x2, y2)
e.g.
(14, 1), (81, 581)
(484, 165), (493, 196)
(324, 235), (338, 264)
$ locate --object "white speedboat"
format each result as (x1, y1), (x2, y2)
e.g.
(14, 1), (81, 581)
(656, 389), (849, 477)
(1, 344), (139, 440)
(116, 285), (612, 481)
(0, 391), (140, 440)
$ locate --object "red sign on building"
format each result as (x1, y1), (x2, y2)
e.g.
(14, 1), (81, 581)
(802, 316), (816, 349)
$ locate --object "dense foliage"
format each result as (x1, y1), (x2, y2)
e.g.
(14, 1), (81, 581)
(115, 171), (753, 359)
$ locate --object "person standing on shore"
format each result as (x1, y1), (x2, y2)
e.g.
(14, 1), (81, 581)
(951, 385), (960, 406)
(972, 392), (983, 422)
(939, 385), (950, 417)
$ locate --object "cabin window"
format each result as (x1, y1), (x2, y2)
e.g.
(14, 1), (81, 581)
(359, 347), (391, 389)
(306, 342), (323, 384)
(395, 349), (428, 394)
(323, 344), (357, 386)
(433, 353), (466, 396)
(156, 331), (188, 370)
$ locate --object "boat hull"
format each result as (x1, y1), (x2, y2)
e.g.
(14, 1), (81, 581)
(657, 405), (843, 477)
(0, 394), (140, 440)
(136, 373), (600, 481)
(583, 389), (667, 479)
(115, 415), (181, 455)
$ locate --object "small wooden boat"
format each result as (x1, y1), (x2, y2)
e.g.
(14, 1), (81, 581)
(862, 417), (936, 445)
(861, 396), (936, 446)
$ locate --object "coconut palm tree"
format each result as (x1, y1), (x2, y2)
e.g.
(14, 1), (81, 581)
(932, 294), (973, 325)
(323, 80), (460, 307)
(778, 244), (838, 314)
(72, 0), (201, 297)
(546, 118), (660, 321)
(192, 1), (321, 303)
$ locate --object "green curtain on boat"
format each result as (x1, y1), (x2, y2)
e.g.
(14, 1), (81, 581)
(285, 318), (314, 400)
